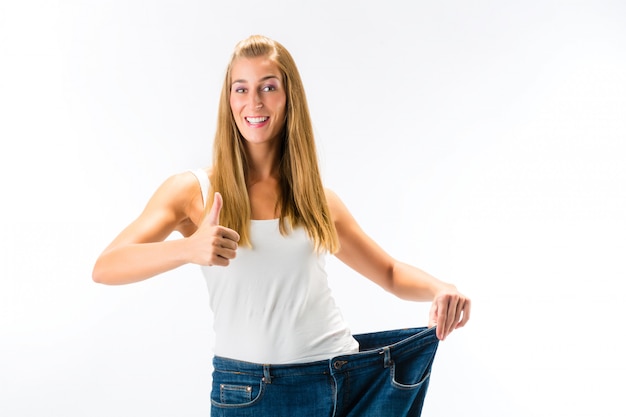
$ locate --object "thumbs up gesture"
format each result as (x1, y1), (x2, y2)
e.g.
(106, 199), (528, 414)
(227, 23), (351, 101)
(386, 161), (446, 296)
(206, 190), (225, 226)
(189, 192), (240, 266)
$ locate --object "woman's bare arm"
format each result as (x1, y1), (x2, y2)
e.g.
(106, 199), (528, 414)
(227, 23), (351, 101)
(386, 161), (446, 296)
(92, 172), (239, 285)
(326, 189), (471, 340)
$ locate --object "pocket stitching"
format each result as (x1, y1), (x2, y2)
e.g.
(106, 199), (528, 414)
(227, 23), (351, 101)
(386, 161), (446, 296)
(220, 383), (252, 404)
(211, 379), (266, 409)
(390, 363), (431, 391)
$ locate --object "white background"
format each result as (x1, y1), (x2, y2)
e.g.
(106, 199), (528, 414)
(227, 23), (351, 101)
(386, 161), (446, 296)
(1, 1), (625, 416)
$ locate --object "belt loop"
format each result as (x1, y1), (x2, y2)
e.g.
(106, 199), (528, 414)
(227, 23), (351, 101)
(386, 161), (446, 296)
(263, 364), (272, 384)
(383, 347), (392, 368)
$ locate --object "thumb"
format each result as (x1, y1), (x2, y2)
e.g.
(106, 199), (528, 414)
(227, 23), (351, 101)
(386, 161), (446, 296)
(428, 302), (439, 328)
(428, 300), (446, 341)
(206, 192), (223, 226)
(428, 302), (438, 328)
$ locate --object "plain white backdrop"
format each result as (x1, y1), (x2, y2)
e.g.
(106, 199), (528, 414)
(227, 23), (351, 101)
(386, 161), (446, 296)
(1, 1), (625, 416)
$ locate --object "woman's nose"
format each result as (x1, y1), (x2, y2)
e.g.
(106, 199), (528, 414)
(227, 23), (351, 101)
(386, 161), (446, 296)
(250, 92), (262, 110)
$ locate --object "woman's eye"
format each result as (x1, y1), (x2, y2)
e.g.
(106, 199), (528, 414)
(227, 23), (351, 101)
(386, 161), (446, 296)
(262, 85), (276, 92)
(233, 87), (246, 93)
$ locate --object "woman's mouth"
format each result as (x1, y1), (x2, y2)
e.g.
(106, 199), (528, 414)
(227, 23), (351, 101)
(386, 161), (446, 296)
(245, 116), (269, 126)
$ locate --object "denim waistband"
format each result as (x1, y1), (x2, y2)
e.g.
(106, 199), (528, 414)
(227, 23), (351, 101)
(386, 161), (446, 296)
(212, 326), (438, 379)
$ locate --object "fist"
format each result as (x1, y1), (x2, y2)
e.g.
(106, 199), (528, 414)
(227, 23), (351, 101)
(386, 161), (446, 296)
(189, 192), (240, 266)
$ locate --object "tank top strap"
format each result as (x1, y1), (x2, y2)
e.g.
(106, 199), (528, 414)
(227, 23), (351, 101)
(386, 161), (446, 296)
(189, 169), (209, 209)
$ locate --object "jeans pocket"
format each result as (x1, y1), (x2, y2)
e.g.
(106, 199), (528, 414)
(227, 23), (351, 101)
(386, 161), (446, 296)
(211, 371), (265, 408)
(220, 384), (252, 404)
(390, 356), (432, 390)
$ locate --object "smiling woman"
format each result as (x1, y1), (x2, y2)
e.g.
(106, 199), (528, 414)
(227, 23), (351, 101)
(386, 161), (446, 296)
(92, 34), (470, 417)
(229, 57), (286, 147)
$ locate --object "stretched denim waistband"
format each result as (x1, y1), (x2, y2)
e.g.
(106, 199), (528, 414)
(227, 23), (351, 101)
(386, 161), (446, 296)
(212, 326), (438, 379)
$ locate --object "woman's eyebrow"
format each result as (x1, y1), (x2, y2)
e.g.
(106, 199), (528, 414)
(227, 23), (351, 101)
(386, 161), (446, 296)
(231, 75), (280, 86)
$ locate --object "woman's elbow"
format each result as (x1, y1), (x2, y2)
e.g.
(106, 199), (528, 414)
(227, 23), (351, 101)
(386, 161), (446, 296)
(92, 259), (117, 285)
(91, 264), (109, 284)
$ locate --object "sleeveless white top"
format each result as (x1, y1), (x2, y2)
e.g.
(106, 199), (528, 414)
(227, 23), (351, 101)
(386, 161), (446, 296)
(190, 169), (359, 364)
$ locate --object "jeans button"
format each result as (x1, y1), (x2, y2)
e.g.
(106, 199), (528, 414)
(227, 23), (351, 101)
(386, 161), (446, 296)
(333, 360), (347, 370)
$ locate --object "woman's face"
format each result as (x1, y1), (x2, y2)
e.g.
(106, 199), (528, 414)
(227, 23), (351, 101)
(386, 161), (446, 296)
(229, 56), (287, 147)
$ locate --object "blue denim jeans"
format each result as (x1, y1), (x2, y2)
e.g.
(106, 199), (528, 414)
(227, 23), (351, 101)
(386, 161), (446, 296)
(210, 327), (439, 417)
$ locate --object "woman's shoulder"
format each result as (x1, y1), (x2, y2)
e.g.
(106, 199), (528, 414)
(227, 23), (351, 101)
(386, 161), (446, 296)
(323, 187), (348, 221)
(149, 168), (212, 214)
(159, 168), (208, 194)
(164, 167), (212, 189)
(324, 187), (340, 205)
(154, 168), (213, 233)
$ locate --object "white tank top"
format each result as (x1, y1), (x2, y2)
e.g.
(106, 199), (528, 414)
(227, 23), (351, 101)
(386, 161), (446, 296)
(190, 169), (359, 364)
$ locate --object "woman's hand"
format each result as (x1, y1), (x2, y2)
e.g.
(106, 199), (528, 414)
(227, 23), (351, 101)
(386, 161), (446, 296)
(187, 192), (240, 267)
(428, 286), (471, 341)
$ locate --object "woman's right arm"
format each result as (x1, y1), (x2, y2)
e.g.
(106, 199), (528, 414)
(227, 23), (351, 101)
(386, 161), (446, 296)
(92, 172), (239, 285)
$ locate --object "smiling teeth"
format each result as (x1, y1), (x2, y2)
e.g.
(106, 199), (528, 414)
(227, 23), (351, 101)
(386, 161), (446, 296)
(246, 117), (268, 124)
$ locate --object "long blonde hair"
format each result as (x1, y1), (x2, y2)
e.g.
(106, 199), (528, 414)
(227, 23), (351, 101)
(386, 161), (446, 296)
(208, 35), (339, 253)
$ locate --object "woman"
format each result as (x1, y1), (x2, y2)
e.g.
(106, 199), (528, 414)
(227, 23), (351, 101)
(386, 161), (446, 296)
(93, 34), (470, 416)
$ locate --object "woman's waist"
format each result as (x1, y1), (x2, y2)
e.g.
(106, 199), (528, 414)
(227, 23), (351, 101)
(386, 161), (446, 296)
(212, 327), (437, 370)
(212, 318), (359, 364)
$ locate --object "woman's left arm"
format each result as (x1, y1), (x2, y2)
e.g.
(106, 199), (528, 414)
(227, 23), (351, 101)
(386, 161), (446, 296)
(326, 189), (471, 340)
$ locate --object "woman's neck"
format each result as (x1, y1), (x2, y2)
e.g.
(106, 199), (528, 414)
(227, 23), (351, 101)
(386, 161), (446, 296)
(245, 142), (281, 184)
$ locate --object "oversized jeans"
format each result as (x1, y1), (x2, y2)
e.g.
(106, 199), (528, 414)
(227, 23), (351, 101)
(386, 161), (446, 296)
(210, 327), (439, 417)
